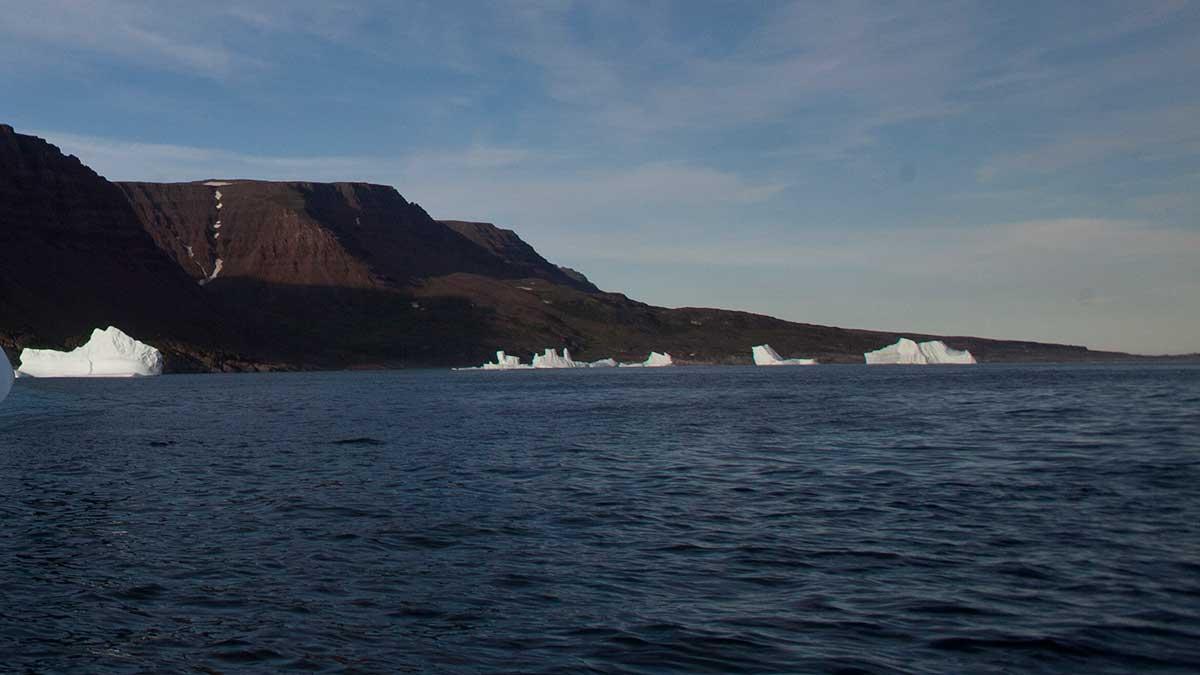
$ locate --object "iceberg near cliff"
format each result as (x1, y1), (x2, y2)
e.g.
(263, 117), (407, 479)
(863, 338), (975, 365)
(620, 352), (673, 368)
(752, 344), (816, 366)
(479, 351), (529, 370)
(467, 349), (673, 370)
(473, 349), (606, 370)
(532, 348), (588, 369)
(17, 327), (164, 378)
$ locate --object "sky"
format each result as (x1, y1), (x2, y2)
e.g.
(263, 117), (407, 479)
(1, 0), (1198, 354)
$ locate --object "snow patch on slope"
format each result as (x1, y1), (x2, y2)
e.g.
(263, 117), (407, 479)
(199, 258), (224, 285)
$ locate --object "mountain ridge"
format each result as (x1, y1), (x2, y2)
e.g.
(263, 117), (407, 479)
(0, 125), (1177, 370)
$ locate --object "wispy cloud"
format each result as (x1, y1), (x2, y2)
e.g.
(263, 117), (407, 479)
(978, 104), (1200, 180)
(485, 0), (976, 156)
(0, 0), (260, 78)
(33, 128), (785, 215)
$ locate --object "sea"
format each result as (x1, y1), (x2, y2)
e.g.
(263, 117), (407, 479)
(1, 364), (1198, 674)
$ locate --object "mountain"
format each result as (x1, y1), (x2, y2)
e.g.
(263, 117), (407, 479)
(0, 124), (246, 370)
(0, 124), (1155, 369)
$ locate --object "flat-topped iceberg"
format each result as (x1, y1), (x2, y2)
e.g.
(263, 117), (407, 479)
(752, 344), (816, 366)
(864, 338), (975, 365)
(620, 351), (674, 368)
(1, 348), (12, 402)
(17, 327), (165, 378)
(588, 358), (618, 368)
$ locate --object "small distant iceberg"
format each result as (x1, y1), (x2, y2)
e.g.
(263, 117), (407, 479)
(619, 352), (674, 368)
(532, 348), (589, 369)
(752, 344), (816, 366)
(464, 349), (673, 370)
(478, 350), (530, 370)
(16, 327), (165, 378)
(1, 348), (12, 402)
(864, 338), (976, 365)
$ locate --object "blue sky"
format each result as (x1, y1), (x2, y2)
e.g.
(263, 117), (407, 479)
(2, 0), (1198, 353)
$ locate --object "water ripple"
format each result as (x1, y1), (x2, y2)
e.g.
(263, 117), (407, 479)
(1, 364), (1198, 672)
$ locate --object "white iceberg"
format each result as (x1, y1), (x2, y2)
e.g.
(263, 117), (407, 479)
(752, 344), (816, 366)
(864, 338), (976, 365)
(620, 352), (674, 368)
(531, 348), (588, 369)
(463, 349), (666, 371)
(477, 350), (530, 370)
(643, 352), (673, 367)
(17, 327), (165, 378)
(918, 340), (977, 364)
(1, 348), (12, 402)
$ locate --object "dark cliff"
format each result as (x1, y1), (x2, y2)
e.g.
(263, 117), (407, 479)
(440, 220), (599, 291)
(0, 125), (240, 369)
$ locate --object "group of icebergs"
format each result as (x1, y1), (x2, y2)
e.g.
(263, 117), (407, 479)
(863, 338), (976, 365)
(471, 348), (674, 370)
(749, 339), (975, 366)
(10, 327), (164, 379)
(466, 339), (974, 372)
(0, 330), (975, 405)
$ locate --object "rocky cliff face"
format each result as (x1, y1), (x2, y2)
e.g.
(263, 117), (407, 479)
(119, 183), (599, 292)
(114, 180), (608, 366)
(0, 125), (238, 369)
(440, 220), (599, 291)
(0, 124), (1148, 369)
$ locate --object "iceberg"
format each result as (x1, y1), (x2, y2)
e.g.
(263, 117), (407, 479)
(643, 352), (673, 367)
(752, 344), (816, 366)
(917, 340), (976, 364)
(478, 350), (530, 370)
(463, 350), (667, 371)
(531, 348), (588, 369)
(1, 348), (12, 402)
(864, 338), (976, 365)
(620, 352), (674, 368)
(16, 327), (165, 378)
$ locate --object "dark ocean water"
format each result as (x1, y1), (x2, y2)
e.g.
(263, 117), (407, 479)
(1, 364), (1198, 674)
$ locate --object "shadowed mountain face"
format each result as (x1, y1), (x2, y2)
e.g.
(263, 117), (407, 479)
(0, 125), (240, 370)
(440, 220), (599, 291)
(119, 183), (599, 292)
(0, 125), (1151, 370)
